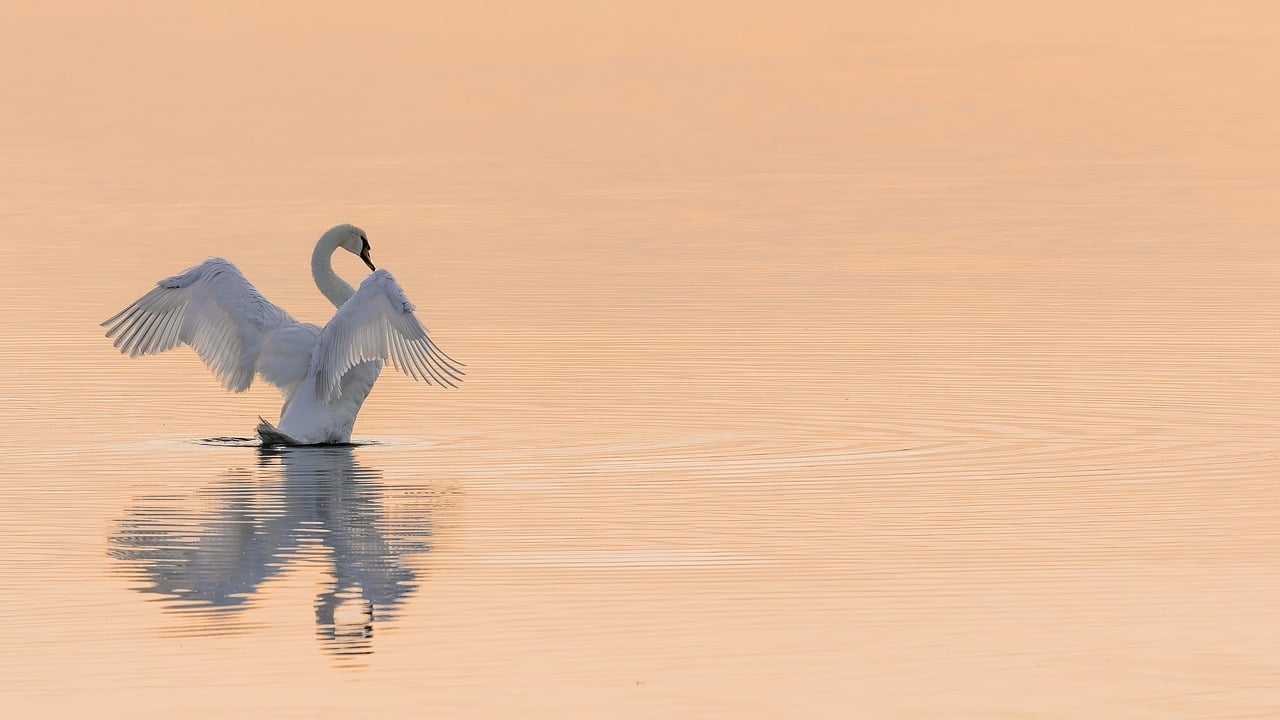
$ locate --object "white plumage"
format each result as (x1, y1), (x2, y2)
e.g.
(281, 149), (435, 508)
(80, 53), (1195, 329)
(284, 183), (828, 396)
(102, 224), (462, 444)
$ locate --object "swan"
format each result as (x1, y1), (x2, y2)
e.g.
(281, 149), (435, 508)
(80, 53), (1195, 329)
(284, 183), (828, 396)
(101, 224), (463, 445)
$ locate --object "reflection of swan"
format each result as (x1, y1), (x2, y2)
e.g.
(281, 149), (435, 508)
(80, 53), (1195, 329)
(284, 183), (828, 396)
(110, 446), (432, 658)
(101, 224), (462, 444)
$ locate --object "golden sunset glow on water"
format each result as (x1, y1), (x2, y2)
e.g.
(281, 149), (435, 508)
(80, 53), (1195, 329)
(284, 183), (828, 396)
(3, 3), (1279, 718)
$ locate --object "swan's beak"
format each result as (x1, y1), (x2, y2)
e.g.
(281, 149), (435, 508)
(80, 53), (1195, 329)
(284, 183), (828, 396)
(360, 247), (375, 271)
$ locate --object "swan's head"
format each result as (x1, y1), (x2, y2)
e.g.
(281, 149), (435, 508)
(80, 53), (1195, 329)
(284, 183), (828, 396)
(323, 224), (376, 271)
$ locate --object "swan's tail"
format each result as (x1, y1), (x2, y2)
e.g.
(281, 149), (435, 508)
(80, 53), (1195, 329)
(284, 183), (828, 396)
(256, 416), (301, 446)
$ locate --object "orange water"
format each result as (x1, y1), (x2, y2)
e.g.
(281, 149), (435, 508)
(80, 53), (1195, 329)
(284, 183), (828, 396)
(2, 3), (1279, 718)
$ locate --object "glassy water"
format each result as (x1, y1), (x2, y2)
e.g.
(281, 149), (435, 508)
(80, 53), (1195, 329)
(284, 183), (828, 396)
(2, 3), (1279, 718)
(108, 444), (433, 664)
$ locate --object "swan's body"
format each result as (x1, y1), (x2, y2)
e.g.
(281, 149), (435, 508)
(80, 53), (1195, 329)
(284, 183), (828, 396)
(102, 224), (462, 444)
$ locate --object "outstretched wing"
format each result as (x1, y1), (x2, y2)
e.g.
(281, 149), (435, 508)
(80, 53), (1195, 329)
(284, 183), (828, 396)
(102, 258), (296, 393)
(313, 268), (464, 401)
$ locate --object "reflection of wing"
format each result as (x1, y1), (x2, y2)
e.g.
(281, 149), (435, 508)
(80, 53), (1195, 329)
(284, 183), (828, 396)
(313, 269), (464, 401)
(110, 446), (432, 637)
(273, 447), (430, 616)
(110, 469), (298, 606)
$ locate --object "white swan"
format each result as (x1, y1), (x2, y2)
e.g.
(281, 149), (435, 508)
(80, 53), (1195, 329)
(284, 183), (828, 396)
(102, 224), (463, 444)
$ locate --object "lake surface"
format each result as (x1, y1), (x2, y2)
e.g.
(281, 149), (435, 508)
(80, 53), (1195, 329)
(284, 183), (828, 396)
(2, 3), (1279, 718)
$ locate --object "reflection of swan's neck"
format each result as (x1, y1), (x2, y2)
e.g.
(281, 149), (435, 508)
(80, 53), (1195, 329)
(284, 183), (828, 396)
(312, 238), (355, 309)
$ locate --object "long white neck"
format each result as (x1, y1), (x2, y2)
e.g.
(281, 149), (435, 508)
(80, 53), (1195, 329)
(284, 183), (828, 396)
(312, 236), (356, 308)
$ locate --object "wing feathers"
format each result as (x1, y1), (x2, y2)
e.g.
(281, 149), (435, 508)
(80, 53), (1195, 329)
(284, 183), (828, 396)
(106, 260), (460, 401)
(314, 268), (463, 401)
(102, 258), (294, 393)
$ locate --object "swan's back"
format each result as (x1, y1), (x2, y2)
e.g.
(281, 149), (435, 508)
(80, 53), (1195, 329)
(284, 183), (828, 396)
(256, 322), (322, 401)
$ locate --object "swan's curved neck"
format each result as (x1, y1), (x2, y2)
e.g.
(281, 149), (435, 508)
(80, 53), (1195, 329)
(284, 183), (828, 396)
(312, 238), (355, 308)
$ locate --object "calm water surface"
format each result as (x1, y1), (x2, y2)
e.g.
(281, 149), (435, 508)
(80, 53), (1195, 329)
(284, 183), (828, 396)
(2, 3), (1279, 718)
